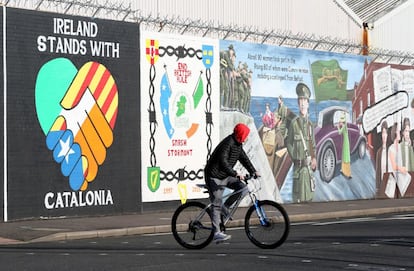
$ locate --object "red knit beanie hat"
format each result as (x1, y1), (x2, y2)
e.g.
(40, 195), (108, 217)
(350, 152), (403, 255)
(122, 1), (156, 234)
(233, 123), (250, 143)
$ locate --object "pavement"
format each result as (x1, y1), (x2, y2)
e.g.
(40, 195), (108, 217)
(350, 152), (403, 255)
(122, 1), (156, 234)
(0, 197), (414, 245)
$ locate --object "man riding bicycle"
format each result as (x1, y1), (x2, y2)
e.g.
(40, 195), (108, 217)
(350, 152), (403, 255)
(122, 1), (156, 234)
(204, 123), (260, 242)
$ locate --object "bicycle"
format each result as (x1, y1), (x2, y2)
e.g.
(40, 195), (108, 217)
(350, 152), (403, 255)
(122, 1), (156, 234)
(171, 174), (290, 249)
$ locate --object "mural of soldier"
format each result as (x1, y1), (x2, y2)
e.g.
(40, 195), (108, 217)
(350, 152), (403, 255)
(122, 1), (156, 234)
(220, 44), (236, 108)
(277, 95), (288, 138)
(233, 61), (243, 110)
(285, 83), (317, 203)
(238, 62), (250, 112)
(246, 69), (253, 112)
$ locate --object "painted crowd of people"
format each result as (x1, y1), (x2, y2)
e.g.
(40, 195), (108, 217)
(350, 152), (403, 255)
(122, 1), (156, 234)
(220, 44), (253, 113)
(376, 117), (413, 198)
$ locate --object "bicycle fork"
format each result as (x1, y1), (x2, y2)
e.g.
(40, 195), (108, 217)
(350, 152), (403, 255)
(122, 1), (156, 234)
(251, 195), (269, 227)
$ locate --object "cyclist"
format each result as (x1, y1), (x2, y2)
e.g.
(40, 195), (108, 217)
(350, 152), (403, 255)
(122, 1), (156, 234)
(204, 123), (260, 242)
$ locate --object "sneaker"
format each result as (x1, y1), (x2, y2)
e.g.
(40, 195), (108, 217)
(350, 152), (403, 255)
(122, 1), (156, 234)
(214, 231), (231, 243)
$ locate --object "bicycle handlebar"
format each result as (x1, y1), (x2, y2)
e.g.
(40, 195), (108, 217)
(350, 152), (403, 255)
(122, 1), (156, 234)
(239, 173), (258, 183)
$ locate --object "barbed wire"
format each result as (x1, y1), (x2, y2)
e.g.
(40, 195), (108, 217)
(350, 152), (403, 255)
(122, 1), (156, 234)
(3, 0), (414, 65)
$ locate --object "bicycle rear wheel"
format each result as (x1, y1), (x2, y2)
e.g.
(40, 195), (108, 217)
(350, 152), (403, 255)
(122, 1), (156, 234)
(244, 200), (290, 249)
(171, 201), (214, 249)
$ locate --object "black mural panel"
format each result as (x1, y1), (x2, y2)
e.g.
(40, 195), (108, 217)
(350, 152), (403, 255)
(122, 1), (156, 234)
(5, 7), (140, 220)
(0, 8), (4, 221)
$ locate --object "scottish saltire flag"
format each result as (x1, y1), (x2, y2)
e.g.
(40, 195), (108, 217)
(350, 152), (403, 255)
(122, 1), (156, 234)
(311, 59), (349, 102)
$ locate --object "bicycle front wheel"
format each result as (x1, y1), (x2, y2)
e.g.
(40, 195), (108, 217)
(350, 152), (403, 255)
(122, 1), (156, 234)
(245, 200), (290, 249)
(171, 201), (214, 249)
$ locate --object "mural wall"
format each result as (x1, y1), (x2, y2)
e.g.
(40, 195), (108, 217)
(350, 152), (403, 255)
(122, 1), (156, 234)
(0, 8), (3, 221)
(1, 6), (413, 221)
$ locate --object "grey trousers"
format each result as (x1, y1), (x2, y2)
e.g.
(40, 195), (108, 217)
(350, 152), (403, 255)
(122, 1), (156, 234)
(205, 175), (246, 232)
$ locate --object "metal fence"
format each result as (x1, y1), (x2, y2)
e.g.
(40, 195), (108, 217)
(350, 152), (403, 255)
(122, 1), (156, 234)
(3, 0), (414, 65)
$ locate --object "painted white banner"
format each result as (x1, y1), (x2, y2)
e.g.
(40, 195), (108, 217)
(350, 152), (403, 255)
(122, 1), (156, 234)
(371, 65), (414, 133)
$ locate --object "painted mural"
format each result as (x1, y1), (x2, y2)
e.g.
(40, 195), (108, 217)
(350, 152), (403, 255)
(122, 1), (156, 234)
(2, 7), (141, 221)
(357, 62), (414, 199)
(140, 31), (220, 203)
(219, 40), (374, 203)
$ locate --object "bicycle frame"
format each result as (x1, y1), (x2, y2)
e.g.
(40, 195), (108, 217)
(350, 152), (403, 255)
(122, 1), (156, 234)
(201, 177), (264, 227)
(220, 185), (250, 225)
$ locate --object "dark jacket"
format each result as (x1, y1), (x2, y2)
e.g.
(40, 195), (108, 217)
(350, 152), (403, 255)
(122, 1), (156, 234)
(204, 134), (256, 179)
